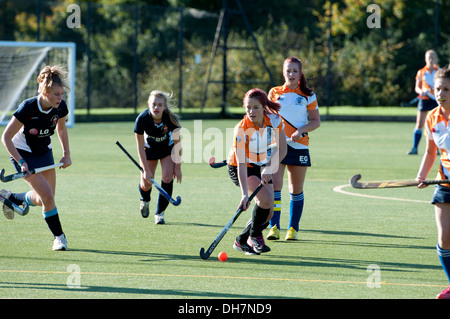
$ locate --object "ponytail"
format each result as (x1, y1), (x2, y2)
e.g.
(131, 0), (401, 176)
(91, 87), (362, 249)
(37, 65), (68, 94)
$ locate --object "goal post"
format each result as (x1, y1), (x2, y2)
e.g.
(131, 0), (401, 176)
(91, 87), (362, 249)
(0, 41), (76, 127)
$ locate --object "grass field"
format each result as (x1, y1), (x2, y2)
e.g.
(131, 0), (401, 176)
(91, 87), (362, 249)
(0, 119), (447, 301)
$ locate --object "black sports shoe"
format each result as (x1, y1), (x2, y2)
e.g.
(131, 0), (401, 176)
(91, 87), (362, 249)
(248, 236), (271, 253)
(233, 239), (259, 255)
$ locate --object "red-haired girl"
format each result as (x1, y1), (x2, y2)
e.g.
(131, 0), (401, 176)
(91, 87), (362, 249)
(227, 88), (287, 255)
(267, 57), (320, 240)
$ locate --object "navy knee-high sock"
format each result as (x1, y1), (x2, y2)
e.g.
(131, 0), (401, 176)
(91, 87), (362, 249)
(156, 180), (173, 214)
(289, 192), (304, 232)
(270, 190), (281, 229)
(237, 204), (270, 243)
(412, 129), (422, 150)
(43, 207), (63, 237)
(437, 244), (450, 283)
(139, 185), (151, 202)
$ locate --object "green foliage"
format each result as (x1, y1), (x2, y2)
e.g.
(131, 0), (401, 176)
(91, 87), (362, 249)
(1, 0), (449, 108)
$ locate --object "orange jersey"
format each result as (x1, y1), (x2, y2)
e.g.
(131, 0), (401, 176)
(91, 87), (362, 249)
(416, 65), (440, 100)
(268, 84), (318, 149)
(227, 113), (284, 167)
(425, 106), (450, 186)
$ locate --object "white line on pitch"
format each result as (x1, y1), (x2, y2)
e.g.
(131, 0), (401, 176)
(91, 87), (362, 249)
(333, 184), (429, 204)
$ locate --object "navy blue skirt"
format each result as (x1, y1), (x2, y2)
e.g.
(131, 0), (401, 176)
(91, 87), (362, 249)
(281, 145), (311, 167)
(11, 149), (54, 172)
(431, 185), (450, 204)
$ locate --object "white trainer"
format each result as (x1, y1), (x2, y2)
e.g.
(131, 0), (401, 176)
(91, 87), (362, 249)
(155, 212), (165, 225)
(53, 234), (68, 251)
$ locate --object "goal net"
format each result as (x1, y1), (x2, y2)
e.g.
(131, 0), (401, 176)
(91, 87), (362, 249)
(0, 41), (76, 127)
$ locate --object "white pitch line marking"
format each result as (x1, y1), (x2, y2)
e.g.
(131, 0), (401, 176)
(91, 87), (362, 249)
(333, 184), (429, 204)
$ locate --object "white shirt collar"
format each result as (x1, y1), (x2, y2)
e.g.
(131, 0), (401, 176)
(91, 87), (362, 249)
(37, 94), (53, 114)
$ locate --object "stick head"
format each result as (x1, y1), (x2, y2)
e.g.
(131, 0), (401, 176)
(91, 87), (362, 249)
(199, 247), (210, 260)
(208, 156), (216, 165)
(350, 174), (362, 188)
(0, 169), (5, 182)
(172, 196), (182, 206)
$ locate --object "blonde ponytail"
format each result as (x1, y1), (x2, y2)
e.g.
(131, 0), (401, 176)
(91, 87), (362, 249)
(37, 65), (69, 94)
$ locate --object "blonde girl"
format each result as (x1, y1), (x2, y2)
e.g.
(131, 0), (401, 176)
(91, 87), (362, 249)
(134, 90), (182, 224)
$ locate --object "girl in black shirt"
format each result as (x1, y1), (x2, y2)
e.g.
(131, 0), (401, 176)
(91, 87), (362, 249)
(1, 65), (72, 251)
(134, 90), (182, 224)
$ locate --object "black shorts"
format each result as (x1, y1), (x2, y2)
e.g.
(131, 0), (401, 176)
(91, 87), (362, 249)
(418, 99), (438, 112)
(227, 164), (272, 187)
(145, 144), (174, 161)
(431, 185), (450, 204)
(11, 149), (54, 172)
(281, 145), (311, 166)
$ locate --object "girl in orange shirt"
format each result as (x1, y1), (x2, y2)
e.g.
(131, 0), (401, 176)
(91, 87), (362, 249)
(416, 67), (450, 299)
(267, 57), (320, 240)
(227, 88), (287, 255)
(408, 50), (440, 155)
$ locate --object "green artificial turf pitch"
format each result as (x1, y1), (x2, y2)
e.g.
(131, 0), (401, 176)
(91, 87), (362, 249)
(0, 120), (446, 299)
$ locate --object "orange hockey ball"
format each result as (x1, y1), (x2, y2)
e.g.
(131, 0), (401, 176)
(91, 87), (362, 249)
(218, 252), (228, 261)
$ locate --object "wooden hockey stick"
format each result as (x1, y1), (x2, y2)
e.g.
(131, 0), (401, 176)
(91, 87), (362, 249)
(350, 174), (450, 189)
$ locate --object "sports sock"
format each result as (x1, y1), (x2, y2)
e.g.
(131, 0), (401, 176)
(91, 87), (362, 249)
(437, 244), (450, 283)
(413, 129), (422, 150)
(10, 191), (36, 206)
(270, 190), (281, 229)
(156, 180), (173, 214)
(289, 192), (304, 232)
(237, 219), (252, 245)
(139, 184), (151, 202)
(236, 205), (270, 243)
(249, 204), (271, 237)
(43, 207), (63, 237)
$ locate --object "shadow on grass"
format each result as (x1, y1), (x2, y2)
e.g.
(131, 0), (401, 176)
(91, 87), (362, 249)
(69, 247), (441, 274)
(0, 280), (296, 299)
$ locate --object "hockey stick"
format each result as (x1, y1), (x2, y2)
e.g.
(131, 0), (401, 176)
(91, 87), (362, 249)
(0, 192), (29, 218)
(208, 138), (293, 169)
(350, 174), (450, 189)
(0, 162), (63, 183)
(115, 141), (181, 206)
(199, 182), (264, 260)
(208, 157), (227, 168)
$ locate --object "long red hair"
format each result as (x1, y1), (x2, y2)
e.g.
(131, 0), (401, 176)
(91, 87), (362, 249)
(243, 88), (280, 114)
(283, 57), (313, 96)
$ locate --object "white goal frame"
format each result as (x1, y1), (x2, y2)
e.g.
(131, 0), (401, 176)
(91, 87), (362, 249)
(0, 41), (76, 127)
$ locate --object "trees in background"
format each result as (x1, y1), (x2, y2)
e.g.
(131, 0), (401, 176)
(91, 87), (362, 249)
(1, 0), (448, 109)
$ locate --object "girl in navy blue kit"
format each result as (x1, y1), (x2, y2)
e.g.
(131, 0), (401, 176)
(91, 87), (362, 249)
(134, 90), (182, 224)
(1, 65), (72, 251)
